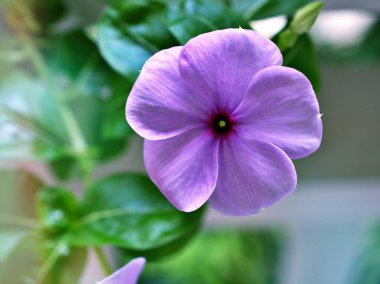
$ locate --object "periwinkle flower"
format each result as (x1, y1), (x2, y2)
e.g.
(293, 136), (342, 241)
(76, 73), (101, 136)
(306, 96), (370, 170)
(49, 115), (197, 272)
(98, 257), (145, 284)
(126, 28), (322, 215)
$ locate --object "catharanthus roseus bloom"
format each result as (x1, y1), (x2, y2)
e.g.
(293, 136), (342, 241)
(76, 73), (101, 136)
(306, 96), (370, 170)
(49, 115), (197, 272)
(126, 28), (322, 215)
(98, 257), (145, 284)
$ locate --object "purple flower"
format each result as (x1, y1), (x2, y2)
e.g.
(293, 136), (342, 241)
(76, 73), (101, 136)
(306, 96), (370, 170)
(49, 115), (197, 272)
(126, 28), (322, 215)
(98, 257), (145, 284)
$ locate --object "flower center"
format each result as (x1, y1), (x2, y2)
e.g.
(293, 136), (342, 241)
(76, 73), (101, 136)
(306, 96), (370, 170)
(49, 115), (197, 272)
(211, 114), (233, 136)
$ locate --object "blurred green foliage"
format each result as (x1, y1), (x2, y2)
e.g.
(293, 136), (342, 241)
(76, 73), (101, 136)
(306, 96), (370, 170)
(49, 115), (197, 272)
(0, 232), (87, 284)
(0, 75), (66, 160)
(348, 224), (380, 284)
(0, 0), (323, 282)
(0, 170), (40, 261)
(98, 0), (177, 79)
(164, 0), (250, 44)
(139, 230), (284, 284)
(283, 35), (321, 92)
(226, 0), (311, 20)
(37, 187), (80, 236)
(0, 170), (205, 282)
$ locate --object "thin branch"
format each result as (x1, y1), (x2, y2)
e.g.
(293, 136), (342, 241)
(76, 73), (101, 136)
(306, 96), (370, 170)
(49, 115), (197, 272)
(35, 240), (67, 283)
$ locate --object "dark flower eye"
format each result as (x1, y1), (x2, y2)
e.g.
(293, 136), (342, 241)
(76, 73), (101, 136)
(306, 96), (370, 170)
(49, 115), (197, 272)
(211, 113), (234, 136)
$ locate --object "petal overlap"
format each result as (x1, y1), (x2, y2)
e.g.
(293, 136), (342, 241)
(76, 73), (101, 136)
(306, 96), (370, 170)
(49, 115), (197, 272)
(178, 29), (283, 111)
(144, 129), (219, 212)
(209, 137), (297, 215)
(234, 66), (323, 159)
(126, 47), (209, 141)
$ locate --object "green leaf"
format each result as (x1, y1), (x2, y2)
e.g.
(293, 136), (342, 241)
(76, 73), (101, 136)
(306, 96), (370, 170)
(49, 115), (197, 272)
(43, 31), (133, 104)
(0, 69), (129, 173)
(98, 13), (151, 79)
(43, 31), (134, 143)
(120, 228), (200, 261)
(0, 232), (87, 284)
(283, 35), (321, 92)
(276, 2), (323, 51)
(48, 156), (79, 181)
(227, 0), (311, 20)
(70, 173), (204, 251)
(137, 230), (284, 283)
(0, 74), (68, 160)
(37, 187), (79, 236)
(46, 32), (134, 159)
(226, 0), (268, 20)
(98, 1), (177, 78)
(0, 118), (56, 160)
(29, 0), (67, 29)
(165, 0), (251, 44)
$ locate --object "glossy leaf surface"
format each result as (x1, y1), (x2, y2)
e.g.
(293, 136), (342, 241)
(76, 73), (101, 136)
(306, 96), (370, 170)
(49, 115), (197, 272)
(71, 173), (204, 251)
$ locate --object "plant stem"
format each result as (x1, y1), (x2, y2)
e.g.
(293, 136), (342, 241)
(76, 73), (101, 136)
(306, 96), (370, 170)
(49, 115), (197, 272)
(35, 240), (67, 283)
(21, 32), (88, 157)
(95, 247), (113, 276)
(21, 28), (114, 281)
(22, 30), (95, 188)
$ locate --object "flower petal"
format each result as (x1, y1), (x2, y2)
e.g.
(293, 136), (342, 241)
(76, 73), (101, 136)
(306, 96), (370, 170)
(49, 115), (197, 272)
(178, 28), (282, 111)
(209, 138), (296, 216)
(144, 129), (219, 212)
(234, 66), (322, 159)
(126, 46), (209, 141)
(99, 257), (145, 284)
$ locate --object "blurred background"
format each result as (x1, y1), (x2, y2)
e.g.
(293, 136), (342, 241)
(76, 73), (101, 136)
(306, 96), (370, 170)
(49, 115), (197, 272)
(1, 0), (380, 284)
